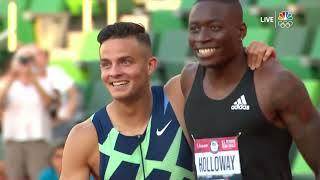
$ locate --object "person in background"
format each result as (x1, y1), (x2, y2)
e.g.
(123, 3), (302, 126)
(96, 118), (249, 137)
(33, 47), (79, 139)
(38, 142), (65, 180)
(0, 46), (53, 180)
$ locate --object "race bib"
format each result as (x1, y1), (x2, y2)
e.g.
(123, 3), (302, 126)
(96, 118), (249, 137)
(194, 136), (242, 180)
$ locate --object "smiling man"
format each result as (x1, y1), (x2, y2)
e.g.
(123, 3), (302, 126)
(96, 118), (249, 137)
(172, 0), (320, 179)
(60, 22), (194, 180)
(59, 21), (276, 179)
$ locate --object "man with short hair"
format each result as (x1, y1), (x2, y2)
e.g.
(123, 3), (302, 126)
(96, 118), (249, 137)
(171, 0), (320, 179)
(60, 22), (276, 179)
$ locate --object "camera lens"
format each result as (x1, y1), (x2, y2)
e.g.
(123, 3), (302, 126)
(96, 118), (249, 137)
(19, 56), (31, 65)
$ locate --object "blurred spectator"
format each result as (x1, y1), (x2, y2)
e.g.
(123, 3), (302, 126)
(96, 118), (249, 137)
(33, 48), (79, 139)
(38, 140), (94, 180)
(38, 142), (64, 180)
(0, 160), (7, 180)
(0, 46), (53, 180)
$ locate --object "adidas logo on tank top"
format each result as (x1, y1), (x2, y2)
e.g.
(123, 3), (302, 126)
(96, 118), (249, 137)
(231, 95), (250, 110)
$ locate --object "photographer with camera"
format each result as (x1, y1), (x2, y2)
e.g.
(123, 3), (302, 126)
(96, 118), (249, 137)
(0, 46), (54, 180)
(33, 47), (79, 139)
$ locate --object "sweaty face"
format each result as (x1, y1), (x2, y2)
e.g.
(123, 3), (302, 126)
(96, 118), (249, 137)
(188, 1), (245, 68)
(99, 37), (156, 101)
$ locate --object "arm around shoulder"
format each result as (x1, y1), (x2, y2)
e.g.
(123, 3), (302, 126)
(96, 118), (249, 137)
(60, 119), (97, 180)
(165, 75), (192, 147)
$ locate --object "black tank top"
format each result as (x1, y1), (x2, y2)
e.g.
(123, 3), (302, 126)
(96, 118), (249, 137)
(185, 65), (293, 180)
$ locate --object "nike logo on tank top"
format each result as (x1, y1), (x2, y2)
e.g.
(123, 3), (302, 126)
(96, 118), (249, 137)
(92, 86), (194, 180)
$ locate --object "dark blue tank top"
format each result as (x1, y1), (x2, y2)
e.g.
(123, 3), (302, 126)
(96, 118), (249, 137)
(92, 86), (194, 180)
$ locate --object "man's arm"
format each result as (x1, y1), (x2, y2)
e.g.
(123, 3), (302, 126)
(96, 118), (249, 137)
(164, 75), (192, 147)
(270, 69), (320, 178)
(60, 120), (96, 180)
(62, 85), (79, 121)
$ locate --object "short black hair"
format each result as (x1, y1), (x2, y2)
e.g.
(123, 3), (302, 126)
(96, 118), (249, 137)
(97, 22), (151, 48)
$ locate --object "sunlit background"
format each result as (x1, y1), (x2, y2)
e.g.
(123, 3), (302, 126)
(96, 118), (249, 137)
(0, 0), (319, 179)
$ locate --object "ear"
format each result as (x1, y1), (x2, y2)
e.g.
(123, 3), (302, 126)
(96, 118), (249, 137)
(240, 22), (247, 41)
(147, 56), (158, 76)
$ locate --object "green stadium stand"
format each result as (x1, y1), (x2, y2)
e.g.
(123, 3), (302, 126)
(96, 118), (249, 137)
(18, 16), (34, 44)
(304, 79), (320, 106)
(0, 18), (4, 31)
(279, 56), (313, 80)
(157, 30), (189, 60)
(243, 8), (262, 27)
(0, 0), (29, 18)
(29, 0), (66, 14)
(150, 11), (185, 33)
(304, 6), (320, 30)
(83, 60), (100, 82)
(239, 0), (254, 7)
(297, 0), (319, 7)
(79, 30), (100, 62)
(243, 27), (274, 47)
(0, 0), (34, 44)
(84, 80), (112, 117)
(179, 0), (195, 13)
(309, 27), (320, 60)
(273, 26), (308, 58)
(117, 0), (135, 15)
(256, 0), (293, 9)
(156, 30), (190, 80)
(65, 0), (101, 16)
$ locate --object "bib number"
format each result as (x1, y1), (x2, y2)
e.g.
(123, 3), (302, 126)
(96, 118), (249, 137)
(194, 136), (242, 179)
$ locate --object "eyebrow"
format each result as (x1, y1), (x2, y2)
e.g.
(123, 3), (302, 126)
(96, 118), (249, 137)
(189, 18), (223, 24)
(100, 56), (133, 62)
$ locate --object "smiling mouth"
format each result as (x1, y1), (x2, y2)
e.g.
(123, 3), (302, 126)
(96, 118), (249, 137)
(111, 80), (129, 87)
(196, 48), (216, 58)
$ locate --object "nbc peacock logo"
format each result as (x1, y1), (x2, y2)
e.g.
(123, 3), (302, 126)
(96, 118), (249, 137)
(277, 11), (294, 28)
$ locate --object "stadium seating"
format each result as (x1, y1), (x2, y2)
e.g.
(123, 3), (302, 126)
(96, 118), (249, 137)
(273, 26), (308, 57)
(65, 0), (102, 16)
(84, 80), (112, 117)
(29, 0), (66, 14)
(256, 0), (294, 9)
(156, 30), (190, 80)
(150, 11), (185, 33)
(157, 30), (190, 60)
(243, 27), (274, 47)
(79, 30), (100, 62)
(179, 0), (195, 13)
(309, 26), (320, 60)
(117, 0), (135, 15)
(17, 14), (35, 44)
(279, 56), (313, 80)
(0, 0), (29, 18)
(243, 8), (262, 27)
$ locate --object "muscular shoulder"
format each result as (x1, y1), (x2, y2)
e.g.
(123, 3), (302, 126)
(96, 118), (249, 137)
(64, 119), (98, 160)
(180, 62), (199, 98)
(255, 58), (308, 112)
